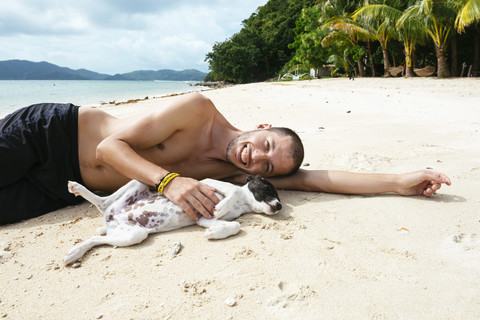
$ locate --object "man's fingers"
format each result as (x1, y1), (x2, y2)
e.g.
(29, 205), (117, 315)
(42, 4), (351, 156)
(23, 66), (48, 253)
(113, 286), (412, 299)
(431, 182), (441, 191)
(199, 184), (220, 204)
(423, 188), (433, 197)
(162, 177), (220, 220)
(188, 195), (213, 219)
(426, 171), (451, 185)
(180, 202), (199, 221)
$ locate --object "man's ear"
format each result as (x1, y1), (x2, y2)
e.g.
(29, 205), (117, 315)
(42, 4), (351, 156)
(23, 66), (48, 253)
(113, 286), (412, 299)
(256, 123), (272, 129)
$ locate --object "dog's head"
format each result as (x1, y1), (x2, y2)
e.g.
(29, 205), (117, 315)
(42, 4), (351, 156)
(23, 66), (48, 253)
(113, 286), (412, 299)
(246, 175), (282, 215)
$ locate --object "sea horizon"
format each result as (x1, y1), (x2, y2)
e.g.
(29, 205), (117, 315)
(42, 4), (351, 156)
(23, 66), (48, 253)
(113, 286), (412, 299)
(0, 80), (209, 117)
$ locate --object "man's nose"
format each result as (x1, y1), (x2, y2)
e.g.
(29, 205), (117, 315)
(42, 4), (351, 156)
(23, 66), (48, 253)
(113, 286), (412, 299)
(252, 150), (267, 163)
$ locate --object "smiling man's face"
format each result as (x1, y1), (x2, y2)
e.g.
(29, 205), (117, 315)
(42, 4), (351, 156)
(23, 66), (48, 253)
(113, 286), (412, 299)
(225, 129), (296, 177)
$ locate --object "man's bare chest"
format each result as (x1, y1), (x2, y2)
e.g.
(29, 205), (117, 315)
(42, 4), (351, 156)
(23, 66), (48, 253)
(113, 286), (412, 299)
(135, 132), (236, 180)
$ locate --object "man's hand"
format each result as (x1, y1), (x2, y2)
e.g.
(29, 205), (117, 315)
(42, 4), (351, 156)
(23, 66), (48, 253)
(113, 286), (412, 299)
(162, 176), (220, 221)
(396, 170), (451, 197)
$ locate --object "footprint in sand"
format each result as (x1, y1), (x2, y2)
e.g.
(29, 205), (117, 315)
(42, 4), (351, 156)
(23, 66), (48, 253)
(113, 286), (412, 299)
(441, 233), (480, 268)
(0, 241), (12, 262)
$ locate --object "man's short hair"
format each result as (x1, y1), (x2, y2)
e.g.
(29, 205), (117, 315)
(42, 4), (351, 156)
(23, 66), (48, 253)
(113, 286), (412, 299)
(268, 127), (304, 175)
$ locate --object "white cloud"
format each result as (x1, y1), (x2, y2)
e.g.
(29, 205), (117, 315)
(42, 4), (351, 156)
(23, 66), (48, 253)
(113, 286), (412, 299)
(0, 0), (267, 74)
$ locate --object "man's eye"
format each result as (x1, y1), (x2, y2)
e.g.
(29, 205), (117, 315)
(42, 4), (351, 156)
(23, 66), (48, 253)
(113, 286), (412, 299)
(266, 141), (270, 151)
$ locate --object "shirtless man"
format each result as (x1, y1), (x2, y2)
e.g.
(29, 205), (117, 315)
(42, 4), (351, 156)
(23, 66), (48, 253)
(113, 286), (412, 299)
(0, 93), (451, 225)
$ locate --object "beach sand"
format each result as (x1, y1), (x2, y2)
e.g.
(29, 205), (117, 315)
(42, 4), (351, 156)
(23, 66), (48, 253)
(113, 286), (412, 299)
(1, 78), (479, 319)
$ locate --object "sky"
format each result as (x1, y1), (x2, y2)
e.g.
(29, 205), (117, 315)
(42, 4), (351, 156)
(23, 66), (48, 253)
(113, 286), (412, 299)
(0, 0), (268, 74)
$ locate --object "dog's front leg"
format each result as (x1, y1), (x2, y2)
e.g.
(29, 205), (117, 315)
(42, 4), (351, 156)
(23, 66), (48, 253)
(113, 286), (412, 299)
(204, 182), (241, 219)
(197, 218), (241, 240)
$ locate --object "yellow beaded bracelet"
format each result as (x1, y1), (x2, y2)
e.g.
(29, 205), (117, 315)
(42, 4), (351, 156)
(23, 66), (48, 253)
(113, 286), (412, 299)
(156, 172), (180, 193)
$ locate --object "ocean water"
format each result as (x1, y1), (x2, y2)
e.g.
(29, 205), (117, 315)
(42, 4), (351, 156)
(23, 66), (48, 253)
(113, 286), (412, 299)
(0, 80), (208, 117)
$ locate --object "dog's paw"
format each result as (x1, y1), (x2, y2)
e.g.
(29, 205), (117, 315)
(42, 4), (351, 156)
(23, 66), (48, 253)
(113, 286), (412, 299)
(96, 226), (107, 235)
(214, 190), (240, 218)
(67, 181), (81, 196)
(204, 221), (240, 239)
(63, 247), (82, 265)
(214, 200), (234, 219)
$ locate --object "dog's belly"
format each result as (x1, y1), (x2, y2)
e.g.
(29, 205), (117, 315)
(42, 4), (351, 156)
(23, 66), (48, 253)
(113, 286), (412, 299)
(106, 191), (224, 233)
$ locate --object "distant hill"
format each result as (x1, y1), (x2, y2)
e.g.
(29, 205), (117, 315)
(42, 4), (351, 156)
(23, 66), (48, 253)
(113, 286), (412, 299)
(0, 60), (207, 81)
(106, 69), (207, 81)
(0, 60), (109, 80)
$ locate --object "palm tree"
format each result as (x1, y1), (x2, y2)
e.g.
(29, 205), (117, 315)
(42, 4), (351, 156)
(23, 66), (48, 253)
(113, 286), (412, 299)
(399, 0), (457, 78)
(454, 0), (480, 75)
(454, 0), (480, 31)
(354, 3), (427, 77)
(322, 17), (373, 76)
(352, 3), (402, 77)
(318, 0), (374, 76)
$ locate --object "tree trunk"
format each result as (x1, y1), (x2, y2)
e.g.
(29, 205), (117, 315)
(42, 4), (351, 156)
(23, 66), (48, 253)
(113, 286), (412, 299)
(382, 44), (391, 78)
(474, 27), (480, 73)
(367, 41), (375, 77)
(405, 51), (415, 77)
(404, 40), (415, 77)
(435, 42), (450, 78)
(357, 56), (366, 77)
(450, 31), (458, 76)
(412, 48), (417, 68)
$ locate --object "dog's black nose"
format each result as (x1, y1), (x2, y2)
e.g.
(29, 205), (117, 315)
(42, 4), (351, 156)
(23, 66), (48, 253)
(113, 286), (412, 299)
(275, 202), (282, 211)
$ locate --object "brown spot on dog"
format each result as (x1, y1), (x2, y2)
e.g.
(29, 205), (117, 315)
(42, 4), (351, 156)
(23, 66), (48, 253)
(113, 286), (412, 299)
(135, 211), (158, 227)
(127, 213), (136, 226)
(126, 194), (137, 206)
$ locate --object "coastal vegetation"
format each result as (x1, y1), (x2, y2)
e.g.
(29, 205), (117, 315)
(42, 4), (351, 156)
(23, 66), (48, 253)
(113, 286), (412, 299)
(205, 0), (480, 82)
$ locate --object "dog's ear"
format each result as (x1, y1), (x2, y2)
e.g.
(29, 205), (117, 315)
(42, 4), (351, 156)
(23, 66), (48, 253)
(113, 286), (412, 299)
(246, 175), (254, 182)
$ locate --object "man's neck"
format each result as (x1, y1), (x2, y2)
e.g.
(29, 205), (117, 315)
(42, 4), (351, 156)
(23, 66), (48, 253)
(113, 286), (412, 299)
(207, 119), (244, 162)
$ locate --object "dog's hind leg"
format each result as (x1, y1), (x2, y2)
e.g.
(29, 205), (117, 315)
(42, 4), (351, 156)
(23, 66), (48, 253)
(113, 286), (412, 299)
(68, 180), (148, 212)
(68, 181), (104, 207)
(63, 227), (149, 265)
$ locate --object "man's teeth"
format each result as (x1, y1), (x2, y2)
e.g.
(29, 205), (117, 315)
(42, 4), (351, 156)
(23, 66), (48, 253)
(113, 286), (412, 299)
(241, 146), (248, 165)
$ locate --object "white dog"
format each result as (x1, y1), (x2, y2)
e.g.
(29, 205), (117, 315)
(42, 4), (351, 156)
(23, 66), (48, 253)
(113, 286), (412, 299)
(63, 175), (281, 265)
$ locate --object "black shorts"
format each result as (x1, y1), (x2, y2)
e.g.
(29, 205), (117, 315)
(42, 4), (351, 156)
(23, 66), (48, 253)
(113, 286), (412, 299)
(0, 103), (84, 225)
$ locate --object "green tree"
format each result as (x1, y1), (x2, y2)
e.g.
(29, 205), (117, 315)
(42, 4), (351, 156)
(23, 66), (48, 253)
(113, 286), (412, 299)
(205, 0), (316, 83)
(354, 2), (427, 77)
(317, 0), (370, 76)
(322, 17), (371, 76)
(454, 0), (480, 31)
(205, 30), (261, 83)
(454, 0), (480, 74)
(399, 0), (457, 77)
(352, 1), (407, 77)
(289, 6), (331, 77)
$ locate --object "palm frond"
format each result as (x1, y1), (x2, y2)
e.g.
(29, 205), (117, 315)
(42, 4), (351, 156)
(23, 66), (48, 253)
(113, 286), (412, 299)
(455, 0), (480, 32)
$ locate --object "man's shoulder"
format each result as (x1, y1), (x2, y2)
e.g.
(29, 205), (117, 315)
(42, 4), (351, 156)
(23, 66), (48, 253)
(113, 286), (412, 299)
(167, 93), (217, 121)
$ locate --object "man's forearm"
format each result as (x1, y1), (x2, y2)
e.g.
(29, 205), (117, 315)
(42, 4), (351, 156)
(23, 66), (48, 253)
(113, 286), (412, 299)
(308, 170), (398, 194)
(269, 169), (450, 197)
(270, 169), (399, 194)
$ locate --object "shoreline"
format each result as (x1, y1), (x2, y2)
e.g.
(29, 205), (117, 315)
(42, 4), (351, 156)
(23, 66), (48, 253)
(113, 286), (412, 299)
(0, 79), (212, 118)
(1, 77), (480, 319)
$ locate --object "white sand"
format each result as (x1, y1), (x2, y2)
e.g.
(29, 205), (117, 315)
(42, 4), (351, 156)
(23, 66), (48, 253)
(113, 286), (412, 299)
(1, 78), (480, 319)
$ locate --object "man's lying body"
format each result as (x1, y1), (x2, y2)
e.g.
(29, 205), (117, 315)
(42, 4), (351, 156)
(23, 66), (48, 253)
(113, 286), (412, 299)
(0, 93), (451, 225)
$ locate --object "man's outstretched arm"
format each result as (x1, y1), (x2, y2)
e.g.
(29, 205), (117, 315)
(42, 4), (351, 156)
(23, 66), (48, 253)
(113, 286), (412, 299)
(265, 169), (451, 197)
